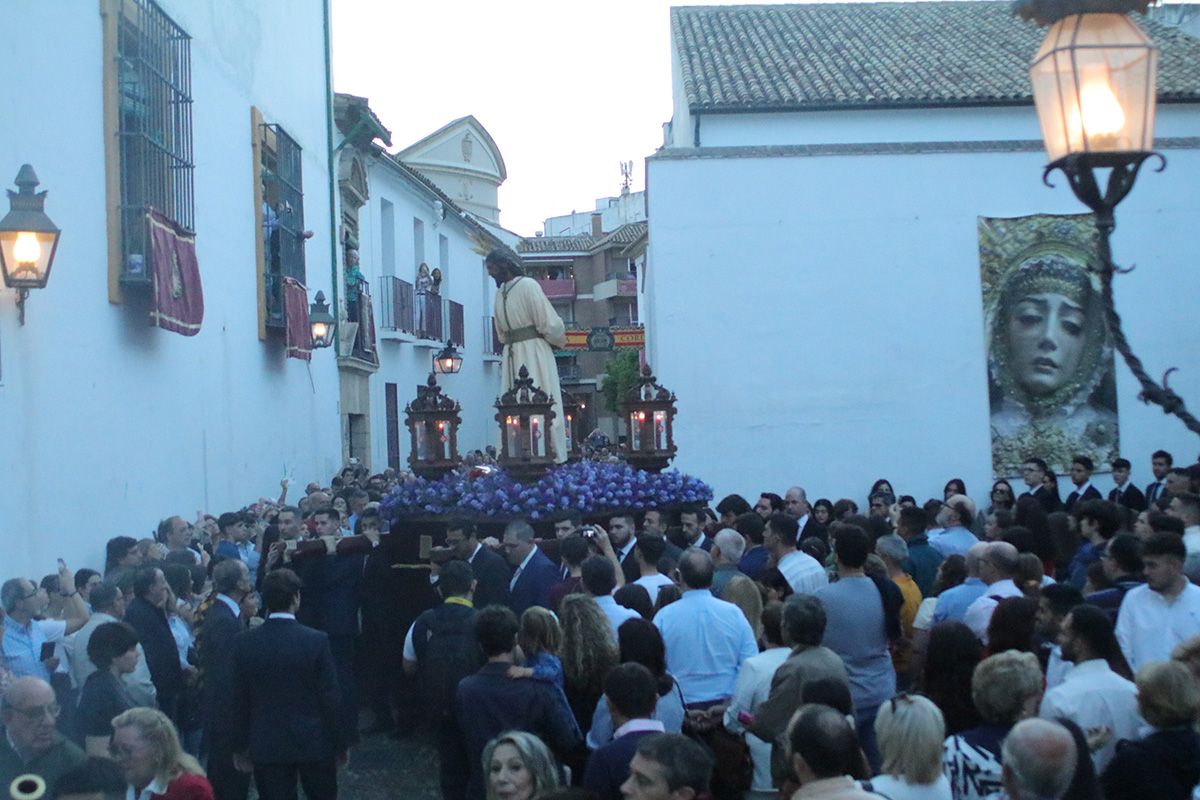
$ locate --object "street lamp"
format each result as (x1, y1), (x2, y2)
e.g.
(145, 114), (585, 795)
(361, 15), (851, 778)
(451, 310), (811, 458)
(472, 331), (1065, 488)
(0, 165), (61, 325)
(433, 341), (463, 375)
(1030, 10), (1200, 435)
(308, 290), (335, 348)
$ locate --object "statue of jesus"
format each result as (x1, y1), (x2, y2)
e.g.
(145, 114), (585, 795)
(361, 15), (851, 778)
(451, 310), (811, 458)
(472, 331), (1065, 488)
(486, 246), (568, 463)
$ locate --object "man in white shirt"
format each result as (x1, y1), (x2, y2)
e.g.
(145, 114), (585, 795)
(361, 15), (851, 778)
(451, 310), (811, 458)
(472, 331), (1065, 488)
(1039, 604), (1140, 771)
(583, 556), (640, 641)
(632, 535), (675, 604)
(964, 542), (1024, 643)
(64, 583), (156, 707)
(1034, 583), (1083, 691)
(1116, 532), (1200, 672)
(1167, 492), (1200, 582)
(654, 549), (758, 705)
(764, 513), (827, 595)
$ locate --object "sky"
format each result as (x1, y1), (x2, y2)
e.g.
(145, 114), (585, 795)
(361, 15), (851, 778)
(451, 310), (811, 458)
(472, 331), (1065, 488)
(329, 0), (791, 236)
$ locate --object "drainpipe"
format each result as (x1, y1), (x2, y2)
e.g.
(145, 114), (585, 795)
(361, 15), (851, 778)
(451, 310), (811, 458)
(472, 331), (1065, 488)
(322, 0), (341, 358)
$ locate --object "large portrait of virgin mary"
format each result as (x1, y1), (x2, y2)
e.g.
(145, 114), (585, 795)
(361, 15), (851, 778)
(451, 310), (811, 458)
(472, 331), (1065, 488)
(979, 214), (1119, 477)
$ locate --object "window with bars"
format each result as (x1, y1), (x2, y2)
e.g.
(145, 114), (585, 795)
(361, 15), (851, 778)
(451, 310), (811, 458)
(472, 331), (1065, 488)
(260, 124), (306, 327)
(114, 0), (194, 285)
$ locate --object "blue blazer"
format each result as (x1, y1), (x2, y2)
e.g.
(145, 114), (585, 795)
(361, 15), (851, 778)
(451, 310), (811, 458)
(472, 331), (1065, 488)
(583, 729), (661, 800)
(230, 617), (344, 763)
(508, 548), (560, 616)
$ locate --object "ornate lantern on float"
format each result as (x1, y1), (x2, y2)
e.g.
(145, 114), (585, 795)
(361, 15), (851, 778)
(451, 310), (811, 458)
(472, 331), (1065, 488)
(404, 373), (461, 478)
(623, 364), (677, 472)
(561, 388), (584, 461)
(495, 365), (557, 481)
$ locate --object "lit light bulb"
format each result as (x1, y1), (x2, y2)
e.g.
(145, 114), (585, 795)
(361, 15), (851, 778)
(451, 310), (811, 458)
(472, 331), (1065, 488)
(311, 322), (328, 339)
(1067, 66), (1127, 151)
(13, 232), (40, 266)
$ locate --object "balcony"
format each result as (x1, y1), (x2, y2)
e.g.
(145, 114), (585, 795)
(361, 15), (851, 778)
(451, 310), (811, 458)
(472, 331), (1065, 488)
(536, 278), (576, 300)
(415, 292), (443, 342)
(379, 275), (416, 335)
(593, 273), (637, 301)
(558, 363), (583, 382)
(338, 280), (379, 371)
(484, 316), (502, 357)
(447, 300), (464, 347)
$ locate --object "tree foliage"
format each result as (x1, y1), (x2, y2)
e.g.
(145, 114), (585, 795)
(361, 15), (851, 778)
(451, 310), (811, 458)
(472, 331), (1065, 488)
(601, 350), (641, 413)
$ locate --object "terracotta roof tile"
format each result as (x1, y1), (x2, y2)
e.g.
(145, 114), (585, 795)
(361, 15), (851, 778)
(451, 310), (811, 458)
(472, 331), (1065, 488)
(672, 2), (1200, 111)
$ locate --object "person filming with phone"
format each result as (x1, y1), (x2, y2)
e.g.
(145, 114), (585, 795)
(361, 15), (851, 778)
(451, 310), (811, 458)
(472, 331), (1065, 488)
(1, 560), (89, 682)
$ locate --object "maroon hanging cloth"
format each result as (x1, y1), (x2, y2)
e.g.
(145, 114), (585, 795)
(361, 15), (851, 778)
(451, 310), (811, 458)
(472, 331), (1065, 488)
(358, 285), (377, 355)
(147, 209), (204, 336)
(283, 276), (312, 361)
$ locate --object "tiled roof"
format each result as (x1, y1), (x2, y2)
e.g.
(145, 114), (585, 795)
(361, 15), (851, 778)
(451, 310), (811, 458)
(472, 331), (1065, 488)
(517, 222), (648, 255)
(517, 234), (597, 254)
(671, 2), (1200, 111)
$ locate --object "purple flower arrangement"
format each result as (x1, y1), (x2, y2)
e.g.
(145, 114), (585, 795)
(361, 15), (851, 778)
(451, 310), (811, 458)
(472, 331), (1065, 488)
(379, 461), (713, 523)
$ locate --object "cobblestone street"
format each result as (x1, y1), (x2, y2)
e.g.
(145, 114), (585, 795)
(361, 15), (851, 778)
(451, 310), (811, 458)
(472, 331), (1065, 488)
(339, 729), (440, 800)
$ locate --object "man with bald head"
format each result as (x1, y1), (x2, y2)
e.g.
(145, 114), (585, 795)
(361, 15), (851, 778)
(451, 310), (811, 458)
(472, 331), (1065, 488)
(784, 486), (826, 543)
(931, 495), (978, 558)
(653, 549), (758, 706)
(1001, 719), (1077, 800)
(932, 541), (990, 624)
(964, 542), (1025, 643)
(0, 677), (87, 794)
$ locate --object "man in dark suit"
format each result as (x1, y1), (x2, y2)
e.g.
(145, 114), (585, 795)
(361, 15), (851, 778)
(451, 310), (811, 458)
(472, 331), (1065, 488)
(122, 567), (184, 724)
(1146, 449), (1173, 507)
(785, 486), (827, 543)
(1065, 455), (1102, 513)
(609, 513), (642, 585)
(230, 568), (345, 800)
(1108, 458), (1147, 512)
(1021, 457), (1063, 513)
(678, 507), (712, 552)
(292, 507), (364, 747)
(455, 606), (581, 800)
(447, 518), (510, 609)
(502, 519), (560, 616)
(198, 559), (252, 800)
(583, 663), (665, 800)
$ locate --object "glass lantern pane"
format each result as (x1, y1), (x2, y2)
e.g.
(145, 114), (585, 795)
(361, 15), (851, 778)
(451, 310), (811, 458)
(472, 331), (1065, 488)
(0, 230), (55, 288)
(629, 412), (643, 449)
(531, 414), (545, 457)
(653, 410), (667, 450)
(505, 415), (520, 456)
(414, 423), (428, 460)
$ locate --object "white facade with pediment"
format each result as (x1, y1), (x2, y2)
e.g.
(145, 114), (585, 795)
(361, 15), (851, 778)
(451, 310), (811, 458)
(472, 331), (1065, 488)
(396, 116), (508, 225)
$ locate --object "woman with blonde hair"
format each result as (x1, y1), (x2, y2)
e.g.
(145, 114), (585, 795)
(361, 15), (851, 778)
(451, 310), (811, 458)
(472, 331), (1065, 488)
(558, 594), (619, 731)
(110, 707), (211, 800)
(1101, 660), (1200, 800)
(482, 730), (561, 800)
(722, 574), (764, 641)
(869, 694), (952, 799)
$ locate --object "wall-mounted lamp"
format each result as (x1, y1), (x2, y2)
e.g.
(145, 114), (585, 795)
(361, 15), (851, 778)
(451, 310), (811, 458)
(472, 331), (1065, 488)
(0, 165), (60, 325)
(433, 340), (463, 374)
(309, 290), (336, 348)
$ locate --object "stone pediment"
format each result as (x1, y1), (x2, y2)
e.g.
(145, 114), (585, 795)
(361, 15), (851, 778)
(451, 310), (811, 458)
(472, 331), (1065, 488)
(396, 115), (506, 185)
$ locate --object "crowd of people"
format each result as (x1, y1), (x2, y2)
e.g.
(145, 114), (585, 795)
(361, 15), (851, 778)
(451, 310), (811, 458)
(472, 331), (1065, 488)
(4, 450), (1200, 800)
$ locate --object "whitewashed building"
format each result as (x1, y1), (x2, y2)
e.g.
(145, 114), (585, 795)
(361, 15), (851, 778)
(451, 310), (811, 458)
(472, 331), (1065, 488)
(334, 95), (507, 472)
(0, 0), (342, 575)
(647, 2), (1200, 504)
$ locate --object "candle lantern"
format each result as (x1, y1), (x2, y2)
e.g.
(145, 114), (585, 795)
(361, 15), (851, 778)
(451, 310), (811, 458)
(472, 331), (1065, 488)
(623, 364), (677, 472)
(405, 373), (461, 478)
(561, 389), (583, 461)
(495, 365), (557, 481)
